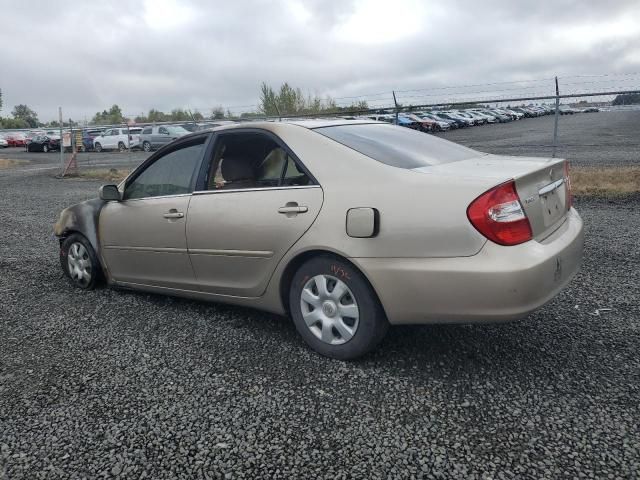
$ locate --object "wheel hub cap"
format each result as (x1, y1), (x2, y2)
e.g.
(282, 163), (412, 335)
(300, 274), (360, 345)
(322, 301), (337, 318)
(67, 242), (92, 287)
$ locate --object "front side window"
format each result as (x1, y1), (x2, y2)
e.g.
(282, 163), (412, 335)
(204, 132), (312, 190)
(124, 139), (205, 200)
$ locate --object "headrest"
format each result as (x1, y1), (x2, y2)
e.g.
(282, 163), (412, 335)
(221, 156), (254, 182)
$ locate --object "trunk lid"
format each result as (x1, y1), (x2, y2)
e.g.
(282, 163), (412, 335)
(414, 154), (569, 240)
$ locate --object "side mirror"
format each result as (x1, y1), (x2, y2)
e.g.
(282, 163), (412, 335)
(99, 184), (121, 201)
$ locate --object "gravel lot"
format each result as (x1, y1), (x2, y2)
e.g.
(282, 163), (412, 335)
(1, 116), (639, 479)
(435, 109), (640, 168)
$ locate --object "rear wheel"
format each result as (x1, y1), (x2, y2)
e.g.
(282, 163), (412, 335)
(60, 234), (102, 290)
(142, 141), (151, 152)
(94, 142), (102, 152)
(118, 142), (126, 152)
(289, 256), (388, 360)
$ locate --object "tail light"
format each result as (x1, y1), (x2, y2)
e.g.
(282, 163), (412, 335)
(467, 180), (533, 246)
(564, 160), (573, 210)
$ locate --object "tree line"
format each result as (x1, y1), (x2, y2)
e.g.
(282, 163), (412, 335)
(0, 82), (371, 129)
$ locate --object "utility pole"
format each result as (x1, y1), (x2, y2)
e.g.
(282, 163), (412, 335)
(392, 91), (399, 125)
(552, 76), (560, 158)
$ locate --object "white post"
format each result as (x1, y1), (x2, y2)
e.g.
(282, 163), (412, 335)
(552, 77), (560, 158)
(59, 107), (64, 172)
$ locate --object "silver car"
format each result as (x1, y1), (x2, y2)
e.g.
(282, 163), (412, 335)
(54, 120), (584, 359)
(139, 125), (191, 152)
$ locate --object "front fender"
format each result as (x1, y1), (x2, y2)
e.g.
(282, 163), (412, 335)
(54, 198), (106, 255)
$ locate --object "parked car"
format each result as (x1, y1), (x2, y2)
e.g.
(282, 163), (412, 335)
(93, 127), (142, 152)
(512, 107), (536, 118)
(470, 110), (499, 124)
(583, 107), (600, 113)
(0, 135), (8, 148)
(428, 112), (464, 129)
(26, 135), (60, 153)
(502, 108), (525, 119)
(399, 113), (435, 132)
(82, 129), (104, 151)
(393, 115), (421, 130)
(484, 109), (511, 123)
(366, 114), (395, 123)
(559, 105), (578, 115)
(416, 113), (451, 131)
(462, 110), (491, 125)
(435, 111), (473, 127)
(54, 120), (583, 360)
(5, 132), (27, 147)
(139, 125), (191, 152)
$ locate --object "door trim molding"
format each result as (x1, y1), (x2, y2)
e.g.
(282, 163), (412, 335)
(188, 248), (274, 258)
(104, 245), (274, 258)
(103, 245), (188, 254)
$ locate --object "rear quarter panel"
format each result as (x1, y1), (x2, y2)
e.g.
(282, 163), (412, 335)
(268, 123), (490, 260)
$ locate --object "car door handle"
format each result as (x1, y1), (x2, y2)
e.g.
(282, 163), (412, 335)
(163, 211), (184, 219)
(278, 205), (308, 214)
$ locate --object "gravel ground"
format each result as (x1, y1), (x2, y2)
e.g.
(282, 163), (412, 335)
(1, 135), (639, 479)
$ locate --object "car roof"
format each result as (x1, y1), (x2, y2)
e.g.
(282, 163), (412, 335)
(195, 119), (382, 135)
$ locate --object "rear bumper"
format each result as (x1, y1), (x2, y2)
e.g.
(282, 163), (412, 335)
(353, 208), (584, 325)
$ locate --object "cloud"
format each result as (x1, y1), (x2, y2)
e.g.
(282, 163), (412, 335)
(0, 0), (638, 121)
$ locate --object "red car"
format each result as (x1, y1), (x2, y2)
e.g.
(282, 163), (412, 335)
(6, 133), (27, 147)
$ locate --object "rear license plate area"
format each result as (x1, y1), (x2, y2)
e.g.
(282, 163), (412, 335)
(540, 189), (564, 226)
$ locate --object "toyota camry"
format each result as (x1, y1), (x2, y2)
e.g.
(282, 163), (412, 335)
(54, 120), (584, 359)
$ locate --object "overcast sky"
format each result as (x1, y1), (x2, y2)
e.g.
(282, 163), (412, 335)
(1, 0), (639, 121)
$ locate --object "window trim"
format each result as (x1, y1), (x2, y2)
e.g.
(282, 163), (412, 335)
(121, 132), (212, 200)
(193, 184), (321, 196)
(193, 127), (319, 192)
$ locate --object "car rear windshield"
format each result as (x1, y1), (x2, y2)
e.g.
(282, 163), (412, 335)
(314, 123), (479, 169)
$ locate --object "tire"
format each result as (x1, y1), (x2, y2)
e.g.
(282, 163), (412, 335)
(42, 144), (49, 153)
(60, 233), (102, 290)
(118, 142), (126, 152)
(142, 141), (151, 152)
(289, 255), (388, 360)
(94, 142), (102, 153)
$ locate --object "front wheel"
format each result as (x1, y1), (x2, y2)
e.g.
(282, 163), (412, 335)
(118, 142), (126, 152)
(42, 144), (49, 153)
(289, 256), (388, 360)
(94, 142), (102, 152)
(142, 141), (151, 152)
(60, 234), (102, 290)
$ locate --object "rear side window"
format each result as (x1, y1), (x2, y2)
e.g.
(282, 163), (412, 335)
(142, 127), (152, 134)
(314, 123), (479, 169)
